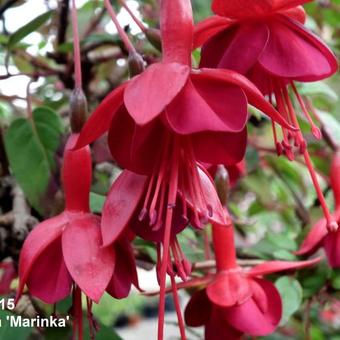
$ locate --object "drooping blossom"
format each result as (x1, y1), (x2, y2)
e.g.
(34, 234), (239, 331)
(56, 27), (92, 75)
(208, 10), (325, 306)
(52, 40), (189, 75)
(16, 135), (139, 338)
(195, 0), (338, 230)
(297, 151), (340, 267)
(74, 0), (294, 338)
(184, 216), (320, 339)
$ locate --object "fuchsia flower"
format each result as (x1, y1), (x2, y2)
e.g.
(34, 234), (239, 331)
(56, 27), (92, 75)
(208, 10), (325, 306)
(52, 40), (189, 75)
(297, 152), (340, 267)
(16, 134), (139, 305)
(195, 0), (338, 231)
(74, 1), (294, 337)
(185, 217), (320, 339)
(0, 261), (16, 295)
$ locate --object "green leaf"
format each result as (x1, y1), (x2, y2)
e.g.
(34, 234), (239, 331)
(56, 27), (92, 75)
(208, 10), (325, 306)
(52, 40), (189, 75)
(90, 192), (106, 213)
(4, 107), (63, 213)
(8, 11), (53, 48)
(298, 82), (338, 102)
(275, 276), (303, 325)
(0, 310), (33, 339)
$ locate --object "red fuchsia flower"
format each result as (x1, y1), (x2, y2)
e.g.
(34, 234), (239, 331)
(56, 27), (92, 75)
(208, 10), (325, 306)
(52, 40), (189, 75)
(74, 0), (293, 338)
(184, 216), (320, 339)
(195, 0), (338, 232)
(16, 135), (139, 339)
(297, 151), (340, 268)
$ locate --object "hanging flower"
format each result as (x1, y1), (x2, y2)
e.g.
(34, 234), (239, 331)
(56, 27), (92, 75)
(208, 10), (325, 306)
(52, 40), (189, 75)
(297, 151), (340, 267)
(195, 0), (338, 231)
(16, 135), (140, 339)
(184, 217), (320, 339)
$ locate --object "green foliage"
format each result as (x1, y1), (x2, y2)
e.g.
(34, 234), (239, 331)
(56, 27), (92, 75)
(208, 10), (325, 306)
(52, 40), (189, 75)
(4, 107), (63, 214)
(8, 11), (53, 48)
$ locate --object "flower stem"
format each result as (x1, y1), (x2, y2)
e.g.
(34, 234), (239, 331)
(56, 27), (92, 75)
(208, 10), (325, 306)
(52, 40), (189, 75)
(170, 274), (186, 340)
(118, 0), (146, 33)
(71, 0), (82, 90)
(104, 0), (136, 53)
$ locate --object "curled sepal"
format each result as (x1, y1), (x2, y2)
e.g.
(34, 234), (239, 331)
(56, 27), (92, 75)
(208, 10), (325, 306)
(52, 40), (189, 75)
(160, 0), (193, 64)
(63, 134), (92, 212)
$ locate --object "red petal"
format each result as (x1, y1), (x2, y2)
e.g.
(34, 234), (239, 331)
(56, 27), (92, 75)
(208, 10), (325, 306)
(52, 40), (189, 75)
(205, 307), (243, 340)
(248, 257), (321, 277)
(17, 213), (67, 302)
(27, 238), (72, 304)
(106, 240), (139, 299)
(224, 279), (282, 336)
(102, 170), (147, 246)
(212, 0), (310, 19)
(165, 76), (247, 134)
(197, 69), (295, 130)
(258, 17), (338, 81)
(194, 16), (233, 49)
(63, 135), (92, 212)
(124, 63), (190, 125)
(192, 129), (247, 167)
(206, 271), (252, 307)
(295, 217), (328, 255)
(324, 229), (340, 268)
(160, 0), (193, 64)
(184, 289), (211, 327)
(280, 6), (306, 24)
(74, 84), (126, 149)
(62, 215), (115, 303)
(217, 22), (269, 75)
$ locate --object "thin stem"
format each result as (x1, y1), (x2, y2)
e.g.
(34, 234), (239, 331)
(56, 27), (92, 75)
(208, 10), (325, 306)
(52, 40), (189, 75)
(104, 0), (136, 53)
(71, 0), (82, 89)
(118, 0), (146, 33)
(170, 274), (186, 340)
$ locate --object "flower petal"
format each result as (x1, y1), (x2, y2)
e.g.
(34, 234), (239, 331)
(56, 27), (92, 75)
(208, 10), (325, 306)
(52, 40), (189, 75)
(258, 16), (338, 81)
(74, 84), (126, 149)
(324, 229), (340, 268)
(192, 129), (247, 166)
(62, 215), (115, 303)
(217, 22), (269, 75)
(205, 307), (243, 340)
(211, 0), (310, 19)
(165, 76), (248, 134)
(124, 63), (190, 125)
(194, 16), (233, 49)
(248, 257), (321, 277)
(330, 152), (340, 208)
(197, 68), (295, 130)
(106, 239), (139, 299)
(184, 289), (211, 327)
(27, 238), (72, 304)
(224, 279), (282, 336)
(280, 6), (306, 24)
(102, 170), (148, 246)
(295, 217), (328, 255)
(206, 271), (252, 307)
(17, 213), (67, 302)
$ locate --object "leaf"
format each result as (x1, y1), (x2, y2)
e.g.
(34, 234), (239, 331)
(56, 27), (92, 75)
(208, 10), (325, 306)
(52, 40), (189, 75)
(275, 277), (303, 325)
(4, 107), (63, 213)
(298, 82), (338, 102)
(8, 11), (53, 48)
(0, 310), (33, 339)
(90, 192), (106, 213)
(318, 110), (340, 146)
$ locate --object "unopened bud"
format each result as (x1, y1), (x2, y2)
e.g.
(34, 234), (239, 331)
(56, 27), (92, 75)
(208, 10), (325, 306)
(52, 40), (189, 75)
(70, 88), (88, 133)
(214, 165), (229, 206)
(128, 51), (145, 77)
(145, 28), (162, 51)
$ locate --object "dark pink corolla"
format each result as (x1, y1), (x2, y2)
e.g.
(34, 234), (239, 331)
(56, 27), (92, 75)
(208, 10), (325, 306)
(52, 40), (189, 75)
(185, 217), (320, 339)
(16, 135), (139, 305)
(195, 0), (338, 232)
(297, 151), (340, 268)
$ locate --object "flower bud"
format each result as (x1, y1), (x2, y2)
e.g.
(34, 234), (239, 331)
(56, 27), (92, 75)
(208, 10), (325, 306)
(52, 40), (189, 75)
(145, 28), (162, 51)
(70, 88), (88, 133)
(214, 165), (229, 206)
(128, 51), (145, 77)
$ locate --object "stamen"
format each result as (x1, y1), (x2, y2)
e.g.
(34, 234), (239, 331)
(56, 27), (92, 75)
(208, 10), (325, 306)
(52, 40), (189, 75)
(291, 82), (321, 140)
